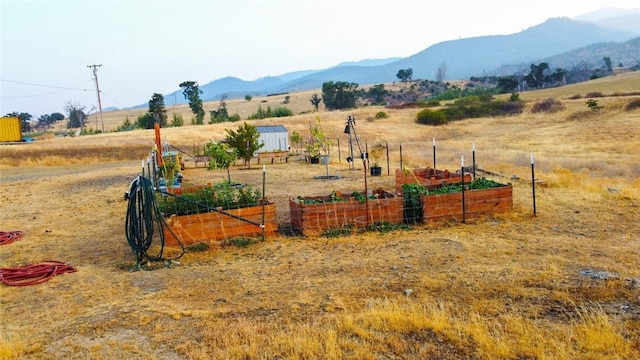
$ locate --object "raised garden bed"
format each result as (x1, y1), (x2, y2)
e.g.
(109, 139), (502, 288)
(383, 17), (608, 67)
(163, 202), (277, 247)
(402, 178), (513, 224)
(289, 189), (403, 236)
(395, 168), (471, 194)
(159, 182), (277, 247)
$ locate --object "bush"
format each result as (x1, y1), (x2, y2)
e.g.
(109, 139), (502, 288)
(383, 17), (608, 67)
(624, 99), (640, 111)
(568, 94), (582, 100)
(247, 105), (293, 120)
(374, 111), (388, 119)
(531, 98), (564, 113)
(416, 109), (447, 125)
(171, 113), (184, 127)
(585, 92), (604, 98)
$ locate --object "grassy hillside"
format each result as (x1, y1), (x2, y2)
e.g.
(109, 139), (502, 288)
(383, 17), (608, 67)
(0, 72), (639, 359)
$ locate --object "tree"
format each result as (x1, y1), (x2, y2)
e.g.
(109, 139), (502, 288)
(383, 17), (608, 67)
(179, 81), (205, 125)
(204, 141), (237, 183)
(549, 68), (567, 86)
(225, 122), (264, 169)
(524, 63), (550, 89)
(435, 62), (447, 84)
(496, 76), (519, 93)
(65, 103), (87, 129)
(603, 56), (613, 73)
(5, 112), (32, 132)
(310, 94), (322, 111)
(396, 68), (413, 82)
(321, 81), (359, 110)
(290, 130), (302, 155)
(148, 93), (167, 127)
(245, 94), (252, 101)
(367, 84), (388, 104)
(136, 113), (154, 129)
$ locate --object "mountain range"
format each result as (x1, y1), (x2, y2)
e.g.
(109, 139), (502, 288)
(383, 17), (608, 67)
(147, 8), (640, 109)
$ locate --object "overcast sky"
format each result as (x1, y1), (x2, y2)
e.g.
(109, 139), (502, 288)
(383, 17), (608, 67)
(2, 0), (639, 118)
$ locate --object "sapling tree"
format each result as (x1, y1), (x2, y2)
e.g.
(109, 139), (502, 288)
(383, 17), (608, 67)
(205, 141), (237, 183)
(225, 122), (263, 169)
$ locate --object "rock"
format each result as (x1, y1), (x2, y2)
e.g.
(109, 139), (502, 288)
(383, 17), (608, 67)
(403, 289), (413, 296)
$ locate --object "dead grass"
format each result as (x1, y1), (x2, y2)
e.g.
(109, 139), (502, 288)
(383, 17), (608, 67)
(1, 74), (639, 359)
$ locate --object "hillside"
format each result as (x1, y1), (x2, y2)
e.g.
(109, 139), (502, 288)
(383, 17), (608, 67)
(148, 16), (639, 108)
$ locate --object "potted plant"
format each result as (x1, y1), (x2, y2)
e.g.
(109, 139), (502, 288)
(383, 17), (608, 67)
(310, 117), (332, 165)
(305, 141), (321, 164)
(369, 143), (385, 176)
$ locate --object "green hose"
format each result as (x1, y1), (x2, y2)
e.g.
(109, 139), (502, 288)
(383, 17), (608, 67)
(125, 176), (184, 265)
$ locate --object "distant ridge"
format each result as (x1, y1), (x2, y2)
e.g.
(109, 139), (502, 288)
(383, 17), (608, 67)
(133, 11), (639, 109)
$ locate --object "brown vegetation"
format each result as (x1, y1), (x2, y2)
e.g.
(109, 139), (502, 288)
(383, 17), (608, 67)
(1, 72), (639, 359)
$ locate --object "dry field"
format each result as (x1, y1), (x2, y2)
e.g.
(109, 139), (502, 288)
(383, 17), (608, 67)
(1, 73), (639, 359)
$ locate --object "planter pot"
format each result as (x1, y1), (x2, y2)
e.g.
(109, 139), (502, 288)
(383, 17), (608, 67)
(320, 155), (331, 165)
(289, 190), (403, 236)
(163, 202), (278, 247)
(310, 156), (320, 164)
(370, 166), (382, 176)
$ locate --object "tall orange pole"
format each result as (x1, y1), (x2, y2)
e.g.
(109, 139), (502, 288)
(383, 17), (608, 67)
(154, 121), (163, 167)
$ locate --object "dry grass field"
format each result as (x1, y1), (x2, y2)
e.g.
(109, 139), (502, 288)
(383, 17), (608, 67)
(1, 72), (639, 359)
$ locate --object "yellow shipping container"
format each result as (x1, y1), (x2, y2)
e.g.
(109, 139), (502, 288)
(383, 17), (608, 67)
(0, 117), (22, 142)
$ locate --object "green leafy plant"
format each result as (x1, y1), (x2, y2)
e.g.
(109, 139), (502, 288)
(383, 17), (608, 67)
(158, 182), (262, 216)
(369, 144), (385, 167)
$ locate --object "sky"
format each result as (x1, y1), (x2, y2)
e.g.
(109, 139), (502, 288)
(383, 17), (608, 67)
(1, 0), (639, 118)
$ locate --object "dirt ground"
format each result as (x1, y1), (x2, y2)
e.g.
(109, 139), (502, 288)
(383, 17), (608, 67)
(1, 155), (639, 359)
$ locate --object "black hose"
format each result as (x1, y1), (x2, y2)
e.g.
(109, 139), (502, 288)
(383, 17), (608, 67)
(125, 176), (184, 265)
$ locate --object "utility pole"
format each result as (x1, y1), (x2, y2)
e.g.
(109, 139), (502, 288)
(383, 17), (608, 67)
(87, 64), (104, 133)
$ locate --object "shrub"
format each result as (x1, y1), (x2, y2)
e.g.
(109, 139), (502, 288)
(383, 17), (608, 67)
(568, 94), (582, 100)
(374, 111), (388, 119)
(531, 98), (564, 113)
(585, 92), (604, 98)
(624, 99), (640, 111)
(416, 109), (447, 125)
(423, 100), (441, 107)
(171, 113), (184, 127)
(247, 105), (293, 119)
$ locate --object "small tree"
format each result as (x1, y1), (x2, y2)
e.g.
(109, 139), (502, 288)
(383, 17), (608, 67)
(225, 122), (264, 169)
(586, 99), (603, 113)
(205, 141), (237, 183)
(310, 116), (332, 157)
(396, 68), (413, 82)
(310, 94), (322, 111)
(290, 130), (303, 155)
(245, 94), (252, 101)
(171, 113), (184, 127)
(65, 103), (87, 129)
(435, 62), (447, 83)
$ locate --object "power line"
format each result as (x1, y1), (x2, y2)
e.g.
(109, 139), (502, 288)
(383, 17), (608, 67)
(0, 79), (93, 99)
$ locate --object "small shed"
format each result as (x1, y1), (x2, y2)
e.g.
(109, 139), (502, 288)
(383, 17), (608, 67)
(0, 117), (22, 142)
(256, 125), (288, 152)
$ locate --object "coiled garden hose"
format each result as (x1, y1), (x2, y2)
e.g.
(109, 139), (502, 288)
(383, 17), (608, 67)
(0, 231), (24, 245)
(125, 176), (184, 265)
(0, 260), (77, 286)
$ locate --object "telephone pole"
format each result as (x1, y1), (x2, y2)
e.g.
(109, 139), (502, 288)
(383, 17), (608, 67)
(87, 64), (104, 133)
